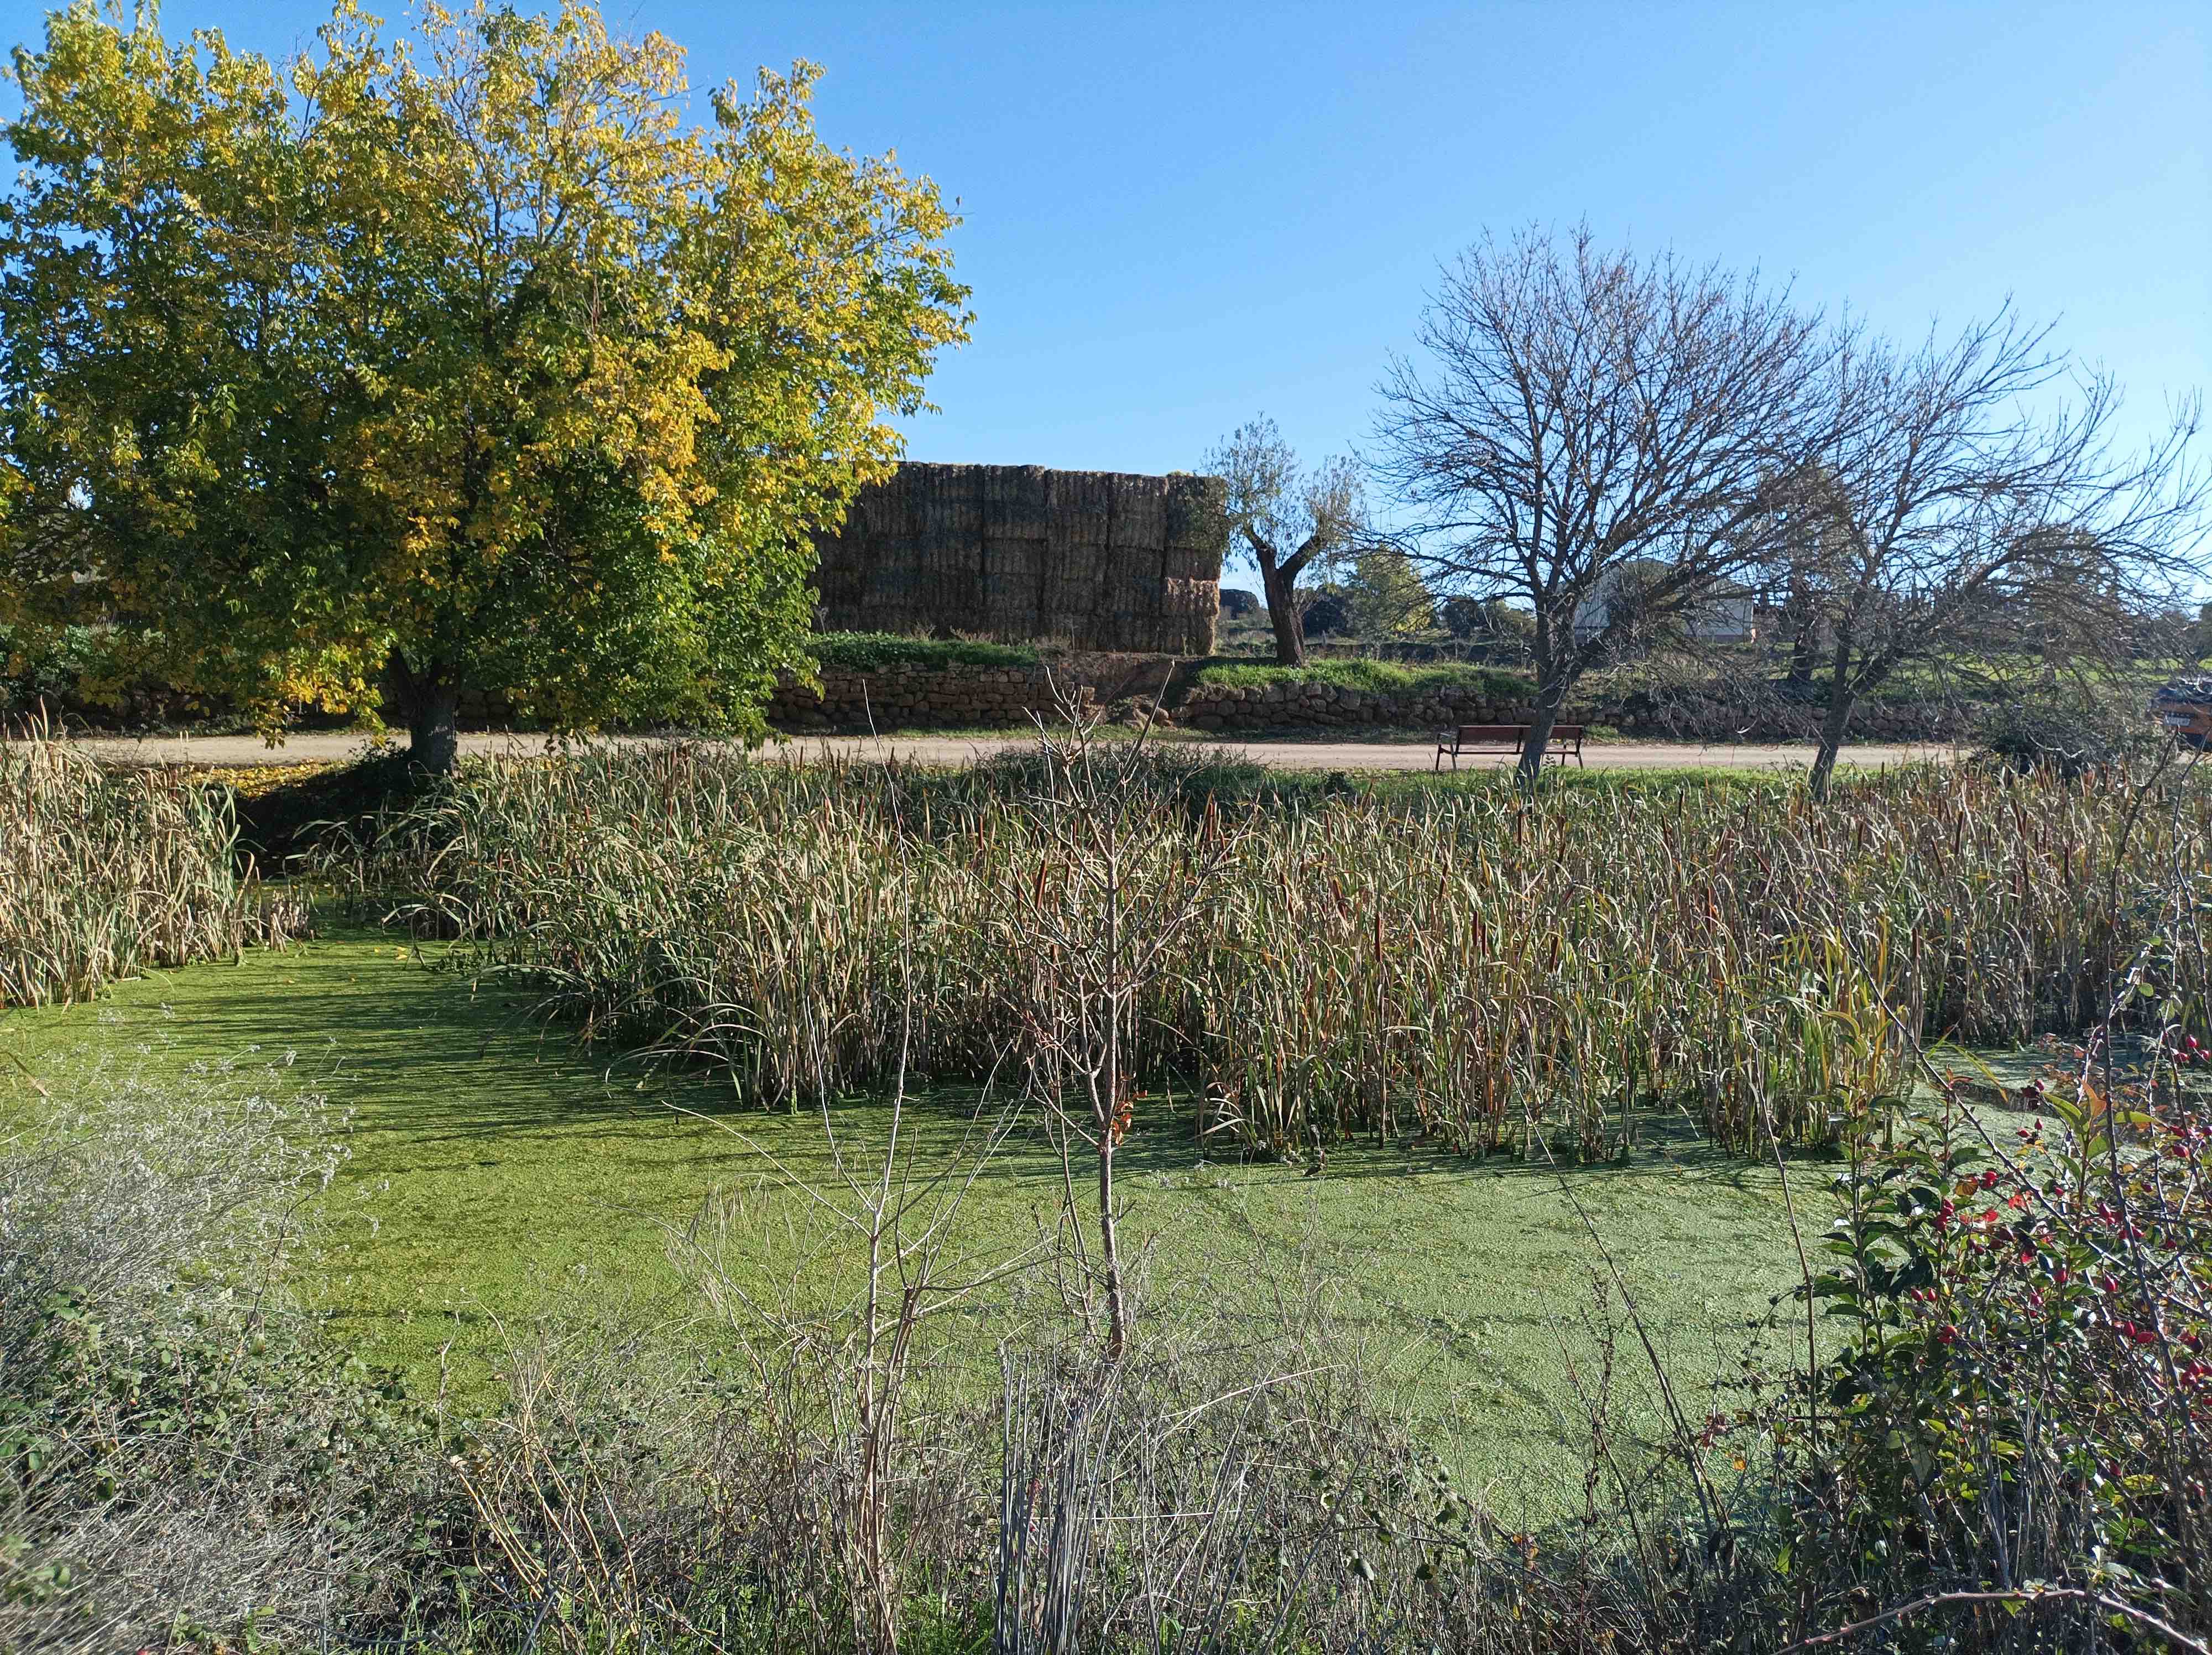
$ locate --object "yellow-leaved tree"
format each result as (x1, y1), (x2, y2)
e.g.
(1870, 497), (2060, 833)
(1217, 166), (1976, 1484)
(0, 0), (968, 767)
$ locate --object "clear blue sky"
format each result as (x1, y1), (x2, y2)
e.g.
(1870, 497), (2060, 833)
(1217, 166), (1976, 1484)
(5, 0), (2205, 535)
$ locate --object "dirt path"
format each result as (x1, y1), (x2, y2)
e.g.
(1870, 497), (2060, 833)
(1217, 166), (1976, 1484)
(62, 728), (1958, 773)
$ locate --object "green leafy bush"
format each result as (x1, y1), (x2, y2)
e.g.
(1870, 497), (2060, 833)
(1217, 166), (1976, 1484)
(1788, 1054), (2212, 1645)
(1190, 658), (1531, 700)
(808, 631), (1040, 672)
(1975, 683), (2162, 776)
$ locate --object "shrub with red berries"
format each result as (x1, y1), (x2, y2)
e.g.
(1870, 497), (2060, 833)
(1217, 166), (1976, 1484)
(1791, 1059), (2212, 1640)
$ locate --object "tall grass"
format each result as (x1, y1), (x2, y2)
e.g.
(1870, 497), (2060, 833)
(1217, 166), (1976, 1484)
(336, 746), (2211, 1157)
(1, 733), (304, 1007)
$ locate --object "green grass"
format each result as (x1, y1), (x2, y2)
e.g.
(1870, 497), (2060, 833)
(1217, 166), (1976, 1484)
(0, 920), (1820, 1510)
(808, 632), (1041, 672)
(1189, 658), (1533, 699)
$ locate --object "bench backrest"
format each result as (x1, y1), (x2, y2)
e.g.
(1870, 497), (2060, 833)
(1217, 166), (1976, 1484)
(1452, 724), (1584, 743)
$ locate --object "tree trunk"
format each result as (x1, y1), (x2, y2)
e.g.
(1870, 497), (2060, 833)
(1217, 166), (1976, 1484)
(1807, 632), (1858, 801)
(1097, 1131), (1125, 1361)
(1260, 561), (1307, 667)
(385, 649), (462, 773)
(1097, 895), (1129, 1361)
(406, 684), (461, 774)
(1517, 678), (1566, 792)
(1783, 578), (1819, 687)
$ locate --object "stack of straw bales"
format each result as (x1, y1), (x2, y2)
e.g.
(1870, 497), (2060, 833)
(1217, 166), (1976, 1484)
(812, 463), (1226, 653)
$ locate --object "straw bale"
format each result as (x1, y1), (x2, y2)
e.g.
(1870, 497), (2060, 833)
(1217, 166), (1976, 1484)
(812, 462), (1225, 653)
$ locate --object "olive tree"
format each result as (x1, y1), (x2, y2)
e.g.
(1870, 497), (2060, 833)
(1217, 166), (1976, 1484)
(0, 1), (968, 769)
(1370, 225), (1828, 784)
(1204, 416), (1362, 667)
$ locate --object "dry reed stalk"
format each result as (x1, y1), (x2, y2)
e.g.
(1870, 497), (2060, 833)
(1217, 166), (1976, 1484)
(1, 731), (301, 1007)
(336, 748), (2211, 1158)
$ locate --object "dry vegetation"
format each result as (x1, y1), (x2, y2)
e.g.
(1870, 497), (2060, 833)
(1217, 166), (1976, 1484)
(0, 732), (303, 1007)
(6, 730), (2212, 1652)
(335, 742), (2209, 1160)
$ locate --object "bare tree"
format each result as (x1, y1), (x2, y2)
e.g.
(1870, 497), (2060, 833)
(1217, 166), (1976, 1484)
(1204, 417), (1362, 667)
(1769, 310), (2205, 798)
(1370, 225), (1829, 783)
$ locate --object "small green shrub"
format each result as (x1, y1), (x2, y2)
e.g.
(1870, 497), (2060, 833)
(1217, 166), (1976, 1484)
(1975, 683), (2161, 776)
(809, 632), (1040, 672)
(1191, 658), (1531, 701)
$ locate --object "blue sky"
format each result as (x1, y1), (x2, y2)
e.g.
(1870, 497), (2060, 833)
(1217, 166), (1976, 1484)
(5, 0), (2205, 574)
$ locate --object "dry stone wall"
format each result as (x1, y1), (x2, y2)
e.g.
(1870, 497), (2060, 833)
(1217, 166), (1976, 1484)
(811, 464), (1226, 654)
(1176, 679), (1978, 740)
(769, 665), (1087, 731)
(766, 653), (1181, 732)
(1176, 680), (1545, 732)
(765, 664), (1981, 739)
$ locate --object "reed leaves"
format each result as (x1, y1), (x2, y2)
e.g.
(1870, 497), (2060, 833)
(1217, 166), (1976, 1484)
(337, 748), (2212, 1159)
(1, 736), (302, 1007)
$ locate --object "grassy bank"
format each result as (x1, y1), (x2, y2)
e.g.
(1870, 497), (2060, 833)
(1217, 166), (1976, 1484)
(807, 632), (1041, 672)
(1190, 657), (1531, 699)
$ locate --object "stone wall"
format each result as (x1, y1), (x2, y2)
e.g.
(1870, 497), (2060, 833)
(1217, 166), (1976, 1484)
(1176, 678), (1978, 741)
(767, 653), (1181, 733)
(770, 665), (1087, 732)
(765, 659), (1982, 741)
(1176, 680), (1552, 733)
(811, 464), (1226, 654)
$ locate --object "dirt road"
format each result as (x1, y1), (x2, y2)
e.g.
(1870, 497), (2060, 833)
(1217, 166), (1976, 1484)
(61, 728), (1957, 774)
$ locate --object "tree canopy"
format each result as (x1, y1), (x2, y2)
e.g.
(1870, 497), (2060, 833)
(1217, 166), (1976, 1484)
(0, 0), (969, 765)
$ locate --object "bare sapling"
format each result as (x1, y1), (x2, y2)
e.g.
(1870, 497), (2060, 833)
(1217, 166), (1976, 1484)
(666, 742), (1041, 1655)
(1011, 687), (1248, 1360)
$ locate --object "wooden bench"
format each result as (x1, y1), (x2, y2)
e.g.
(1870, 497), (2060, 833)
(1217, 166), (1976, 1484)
(1433, 724), (1585, 771)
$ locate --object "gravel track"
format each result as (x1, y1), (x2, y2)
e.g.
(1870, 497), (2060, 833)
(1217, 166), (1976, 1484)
(60, 728), (1957, 774)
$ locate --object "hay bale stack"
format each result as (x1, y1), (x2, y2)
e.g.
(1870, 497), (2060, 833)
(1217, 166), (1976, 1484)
(812, 464), (1226, 653)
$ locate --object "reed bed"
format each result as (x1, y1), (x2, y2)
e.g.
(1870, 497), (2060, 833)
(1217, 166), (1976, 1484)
(340, 747), (2212, 1158)
(1, 735), (302, 1007)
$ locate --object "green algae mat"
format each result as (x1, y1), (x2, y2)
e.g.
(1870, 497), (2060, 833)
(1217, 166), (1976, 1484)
(1, 924), (1820, 1512)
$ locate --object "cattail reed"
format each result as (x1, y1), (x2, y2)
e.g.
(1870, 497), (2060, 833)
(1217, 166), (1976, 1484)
(335, 746), (2212, 1159)
(1, 733), (301, 1007)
